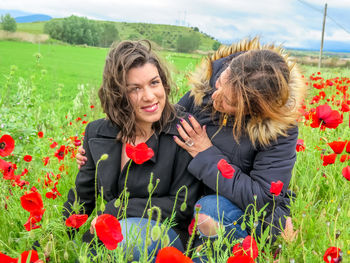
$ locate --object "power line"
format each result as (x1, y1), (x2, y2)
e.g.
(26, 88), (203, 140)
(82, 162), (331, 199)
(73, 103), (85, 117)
(295, 0), (350, 35)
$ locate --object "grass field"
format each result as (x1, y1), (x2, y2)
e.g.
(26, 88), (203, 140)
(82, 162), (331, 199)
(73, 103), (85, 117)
(0, 40), (349, 262)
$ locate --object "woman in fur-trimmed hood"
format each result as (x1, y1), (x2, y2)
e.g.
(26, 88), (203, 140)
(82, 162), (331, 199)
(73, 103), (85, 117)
(173, 37), (307, 244)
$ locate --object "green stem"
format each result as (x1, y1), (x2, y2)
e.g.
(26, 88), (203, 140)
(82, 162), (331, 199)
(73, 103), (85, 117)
(186, 206), (200, 257)
(170, 185), (188, 218)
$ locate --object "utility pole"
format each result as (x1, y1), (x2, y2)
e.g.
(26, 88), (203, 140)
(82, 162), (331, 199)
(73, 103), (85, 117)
(318, 3), (327, 69)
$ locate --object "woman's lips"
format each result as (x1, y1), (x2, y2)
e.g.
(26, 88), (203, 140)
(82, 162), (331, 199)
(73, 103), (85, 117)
(142, 103), (159, 112)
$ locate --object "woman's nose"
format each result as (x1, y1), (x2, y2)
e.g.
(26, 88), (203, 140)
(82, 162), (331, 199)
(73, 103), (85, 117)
(142, 86), (155, 101)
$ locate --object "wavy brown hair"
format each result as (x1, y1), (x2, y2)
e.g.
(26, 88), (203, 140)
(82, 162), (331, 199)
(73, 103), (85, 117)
(219, 49), (296, 146)
(98, 40), (176, 143)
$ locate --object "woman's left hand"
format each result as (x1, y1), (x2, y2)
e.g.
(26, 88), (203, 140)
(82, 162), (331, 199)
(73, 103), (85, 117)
(173, 115), (213, 157)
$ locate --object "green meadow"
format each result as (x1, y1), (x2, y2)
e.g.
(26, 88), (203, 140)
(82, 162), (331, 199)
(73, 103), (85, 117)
(0, 40), (349, 262)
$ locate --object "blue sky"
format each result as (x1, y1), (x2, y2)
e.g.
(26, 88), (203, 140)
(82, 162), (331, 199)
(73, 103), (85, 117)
(1, 0), (350, 52)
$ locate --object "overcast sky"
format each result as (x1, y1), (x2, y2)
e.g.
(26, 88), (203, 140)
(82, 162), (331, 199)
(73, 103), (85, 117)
(1, 0), (350, 51)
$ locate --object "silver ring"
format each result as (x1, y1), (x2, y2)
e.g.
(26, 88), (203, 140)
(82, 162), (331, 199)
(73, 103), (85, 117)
(185, 139), (194, 147)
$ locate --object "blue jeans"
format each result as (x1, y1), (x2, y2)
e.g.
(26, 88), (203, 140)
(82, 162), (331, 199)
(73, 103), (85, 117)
(192, 195), (248, 263)
(195, 195), (248, 240)
(119, 217), (183, 262)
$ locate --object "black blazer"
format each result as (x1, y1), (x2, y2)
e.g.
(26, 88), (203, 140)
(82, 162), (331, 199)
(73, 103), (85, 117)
(63, 118), (200, 243)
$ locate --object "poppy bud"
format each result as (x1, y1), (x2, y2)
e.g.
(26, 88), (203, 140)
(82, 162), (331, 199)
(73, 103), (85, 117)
(147, 183), (153, 193)
(180, 202), (187, 212)
(100, 202), (105, 212)
(100, 154), (109, 161)
(64, 250), (69, 261)
(241, 222), (246, 231)
(151, 225), (161, 241)
(114, 198), (120, 208)
(162, 234), (170, 247)
(145, 237), (152, 247)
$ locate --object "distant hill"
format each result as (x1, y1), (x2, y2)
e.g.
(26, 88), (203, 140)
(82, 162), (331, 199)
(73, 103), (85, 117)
(15, 14), (52, 23)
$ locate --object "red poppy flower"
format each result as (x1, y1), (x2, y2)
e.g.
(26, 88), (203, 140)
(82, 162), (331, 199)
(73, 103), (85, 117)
(95, 214), (123, 250)
(342, 166), (350, 181)
(74, 139), (81, 146)
(155, 247), (193, 263)
(321, 154), (337, 166)
(270, 180), (284, 196)
(23, 155), (32, 162)
(0, 159), (15, 180)
(54, 145), (66, 161)
(328, 141), (346, 154)
(341, 103), (349, 112)
(227, 254), (254, 263)
(20, 192), (44, 213)
(50, 142), (58, 148)
(217, 159), (235, 179)
(296, 139), (305, 152)
(339, 154), (350, 162)
(232, 243), (245, 256)
(310, 104), (342, 130)
(242, 235), (258, 259)
(346, 141), (350, 153)
(323, 246), (341, 263)
(125, 143), (154, 164)
(188, 218), (195, 236)
(65, 214), (88, 229)
(0, 252), (17, 263)
(19, 250), (39, 263)
(0, 134), (15, 157)
(42, 157), (50, 166)
(37, 131), (44, 138)
(90, 105), (95, 109)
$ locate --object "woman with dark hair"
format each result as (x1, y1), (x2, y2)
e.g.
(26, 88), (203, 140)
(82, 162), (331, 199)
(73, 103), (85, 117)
(76, 38), (306, 258)
(63, 40), (200, 261)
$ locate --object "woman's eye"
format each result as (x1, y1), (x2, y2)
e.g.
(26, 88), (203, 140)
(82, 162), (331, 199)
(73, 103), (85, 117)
(151, 80), (160, 86)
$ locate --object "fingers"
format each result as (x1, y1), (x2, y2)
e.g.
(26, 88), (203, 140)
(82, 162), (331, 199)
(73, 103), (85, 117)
(78, 146), (85, 155)
(179, 118), (197, 138)
(188, 115), (203, 134)
(173, 135), (188, 150)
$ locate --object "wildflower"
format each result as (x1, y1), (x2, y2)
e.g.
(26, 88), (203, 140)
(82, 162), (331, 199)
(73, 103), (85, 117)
(217, 159), (235, 179)
(23, 155), (32, 162)
(242, 235), (258, 259)
(37, 131), (44, 138)
(54, 145), (66, 161)
(19, 250), (39, 263)
(296, 139), (305, 152)
(95, 214), (123, 250)
(42, 157), (50, 166)
(346, 141), (350, 153)
(20, 192), (44, 213)
(0, 251), (17, 262)
(310, 104), (342, 130)
(50, 142), (58, 148)
(155, 247), (193, 263)
(74, 139), (81, 146)
(323, 246), (341, 263)
(270, 180), (284, 196)
(328, 141), (346, 154)
(342, 166), (350, 181)
(0, 159), (15, 180)
(90, 105), (95, 109)
(125, 143), (154, 164)
(0, 134), (15, 157)
(321, 154), (337, 166)
(65, 214), (88, 229)
(227, 254), (254, 263)
(188, 218), (195, 236)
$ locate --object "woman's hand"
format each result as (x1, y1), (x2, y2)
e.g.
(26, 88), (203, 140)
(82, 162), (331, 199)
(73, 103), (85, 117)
(173, 115), (213, 158)
(76, 146), (87, 169)
(90, 216), (98, 234)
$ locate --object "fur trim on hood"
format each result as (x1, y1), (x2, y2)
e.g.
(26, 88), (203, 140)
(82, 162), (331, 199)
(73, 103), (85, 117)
(188, 37), (308, 146)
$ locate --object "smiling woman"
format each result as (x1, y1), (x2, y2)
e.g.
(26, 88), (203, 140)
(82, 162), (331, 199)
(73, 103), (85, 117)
(63, 40), (200, 262)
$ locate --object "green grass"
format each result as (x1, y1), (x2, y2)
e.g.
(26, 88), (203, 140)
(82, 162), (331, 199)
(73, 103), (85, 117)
(0, 41), (202, 114)
(16, 22), (46, 34)
(0, 40), (349, 263)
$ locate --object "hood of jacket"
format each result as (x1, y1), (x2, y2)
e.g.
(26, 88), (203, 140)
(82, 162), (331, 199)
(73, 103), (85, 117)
(187, 37), (307, 146)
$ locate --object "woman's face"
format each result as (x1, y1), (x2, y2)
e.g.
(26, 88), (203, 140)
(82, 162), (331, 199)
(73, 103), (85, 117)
(126, 63), (166, 132)
(212, 68), (237, 114)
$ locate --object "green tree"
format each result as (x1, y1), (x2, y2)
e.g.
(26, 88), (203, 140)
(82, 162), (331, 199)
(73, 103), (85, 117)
(176, 33), (201, 53)
(212, 41), (221, 51)
(99, 23), (119, 47)
(1, 13), (17, 32)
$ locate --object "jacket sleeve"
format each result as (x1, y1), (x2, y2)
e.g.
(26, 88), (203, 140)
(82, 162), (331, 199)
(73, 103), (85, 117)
(187, 126), (298, 213)
(63, 122), (97, 219)
(104, 147), (199, 225)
